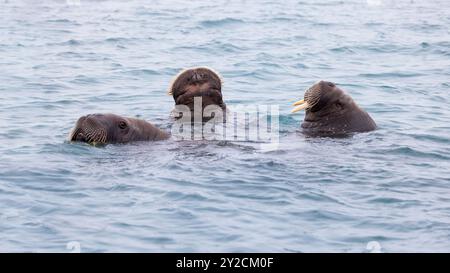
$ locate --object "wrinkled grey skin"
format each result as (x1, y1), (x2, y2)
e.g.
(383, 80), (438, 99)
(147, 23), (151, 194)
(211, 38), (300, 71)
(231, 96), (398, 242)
(301, 81), (377, 137)
(69, 113), (170, 144)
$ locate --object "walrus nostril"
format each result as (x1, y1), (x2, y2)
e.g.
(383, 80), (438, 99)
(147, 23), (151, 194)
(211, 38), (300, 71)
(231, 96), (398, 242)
(192, 72), (203, 82)
(75, 132), (86, 142)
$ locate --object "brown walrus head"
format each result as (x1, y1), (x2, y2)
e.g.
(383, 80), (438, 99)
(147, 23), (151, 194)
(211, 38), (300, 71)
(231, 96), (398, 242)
(168, 67), (226, 121)
(291, 81), (377, 137)
(69, 113), (169, 145)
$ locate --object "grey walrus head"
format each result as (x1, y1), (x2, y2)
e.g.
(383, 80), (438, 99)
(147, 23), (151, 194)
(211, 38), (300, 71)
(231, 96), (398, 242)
(291, 81), (377, 137)
(69, 113), (170, 145)
(168, 67), (226, 122)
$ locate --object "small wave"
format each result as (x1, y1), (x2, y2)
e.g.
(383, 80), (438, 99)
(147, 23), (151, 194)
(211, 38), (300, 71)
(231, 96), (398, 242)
(56, 51), (82, 58)
(46, 19), (80, 25)
(295, 192), (345, 205)
(122, 69), (160, 76)
(48, 39), (82, 46)
(271, 17), (295, 22)
(63, 39), (82, 46)
(164, 191), (209, 202)
(367, 197), (421, 207)
(330, 46), (356, 53)
(293, 63), (309, 69)
(104, 37), (133, 43)
(24, 82), (69, 91)
(219, 42), (247, 53)
(405, 133), (450, 145)
(69, 75), (102, 85)
(365, 22), (385, 27)
(416, 41), (450, 56)
(290, 209), (355, 222)
(199, 18), (245, 28)
(375, 146), (450, 160)
(359, 72), (423, 78)
(311, 22), (334, 27)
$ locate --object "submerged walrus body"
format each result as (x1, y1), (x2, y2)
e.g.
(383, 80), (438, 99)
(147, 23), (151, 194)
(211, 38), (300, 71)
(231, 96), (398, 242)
(69, 113), (169, 145)
(291, 81), (376, 137)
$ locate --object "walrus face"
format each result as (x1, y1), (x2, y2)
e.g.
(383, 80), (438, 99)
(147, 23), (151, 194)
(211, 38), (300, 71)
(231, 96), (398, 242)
(168, 67), (226, 120)
(291, 81), (377, 136)
(69, 113), (168, 145)
(291, 81), (350, 115)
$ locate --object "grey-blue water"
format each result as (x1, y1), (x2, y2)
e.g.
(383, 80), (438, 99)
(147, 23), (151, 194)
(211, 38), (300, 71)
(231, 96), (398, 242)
(1, 0), (450, 252)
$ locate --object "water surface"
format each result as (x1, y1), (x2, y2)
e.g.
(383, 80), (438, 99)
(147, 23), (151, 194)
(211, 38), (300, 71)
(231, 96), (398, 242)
(1, 0), (450, 252)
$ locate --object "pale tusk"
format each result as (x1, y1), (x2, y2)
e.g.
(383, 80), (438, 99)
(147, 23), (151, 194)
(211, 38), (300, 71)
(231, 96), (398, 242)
(292, 99), (305, 106)
(291, 102), (309, 113)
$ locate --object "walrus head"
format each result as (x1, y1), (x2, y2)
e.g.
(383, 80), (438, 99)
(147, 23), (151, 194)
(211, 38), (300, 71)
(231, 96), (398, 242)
(291, 81), (376, 137)
(168, 67), (226, 121)
(69, 113), (169, 145)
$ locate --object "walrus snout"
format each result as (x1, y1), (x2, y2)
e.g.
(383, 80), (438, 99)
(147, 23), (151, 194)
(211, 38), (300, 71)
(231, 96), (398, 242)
(74, 131), (86, 142)
(70, 114), (108, 144)
(291, 81), (328, 113)
(168, 67), (225, 108)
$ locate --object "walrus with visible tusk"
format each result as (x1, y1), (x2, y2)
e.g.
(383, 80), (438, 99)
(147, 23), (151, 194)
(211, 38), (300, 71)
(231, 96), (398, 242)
(168, 67), (226, 122)
(291, 81), (377, 137)
(69, 113), (170, 145)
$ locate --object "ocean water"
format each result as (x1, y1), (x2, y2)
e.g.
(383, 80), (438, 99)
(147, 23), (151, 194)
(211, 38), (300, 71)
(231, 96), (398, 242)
(1, 0), (450, 252)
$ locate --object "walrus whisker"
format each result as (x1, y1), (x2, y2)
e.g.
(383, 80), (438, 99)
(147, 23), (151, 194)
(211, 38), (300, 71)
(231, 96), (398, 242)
(99, 131), (107, 143)
(86, 135), (94, 143)
(69, 128), (81, 141)
(85, 132), (95, 140)
(304, 86), (321, 107)
(84, 129), (107, 144)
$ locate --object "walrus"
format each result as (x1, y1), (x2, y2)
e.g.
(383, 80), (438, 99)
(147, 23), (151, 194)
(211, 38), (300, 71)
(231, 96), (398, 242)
(69, 113), (170, 145)
(168, 67), (226, 122)
(291, 81), (377, 137)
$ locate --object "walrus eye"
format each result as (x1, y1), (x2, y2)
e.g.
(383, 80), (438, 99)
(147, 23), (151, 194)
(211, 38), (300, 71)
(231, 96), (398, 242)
(336, 102), (343, 109)
(328, 82), (335, 87)
(118, 121), (127, 129)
